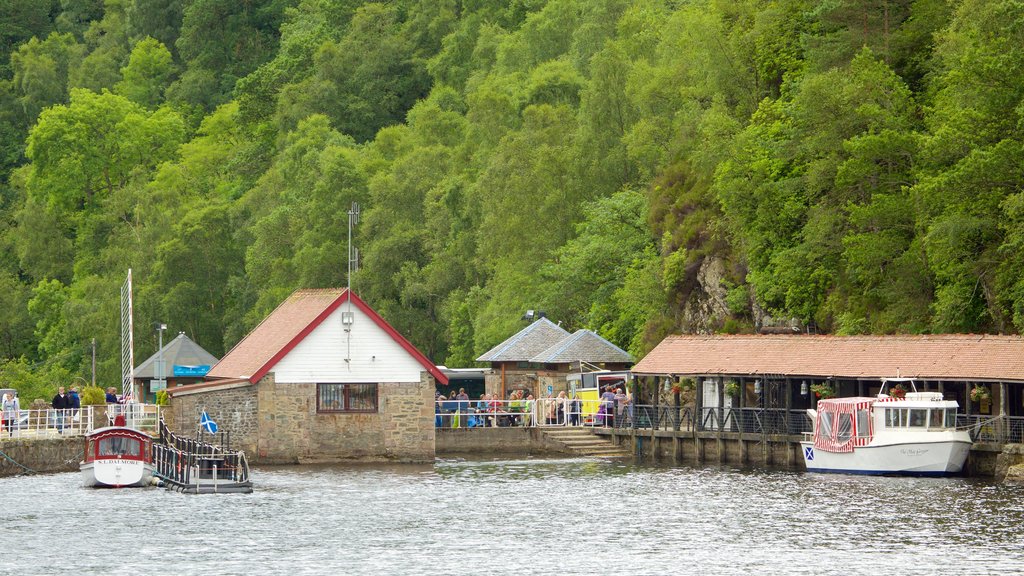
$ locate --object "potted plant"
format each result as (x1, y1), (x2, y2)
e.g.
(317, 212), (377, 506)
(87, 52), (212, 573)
(970, 385), (990, 403)
(810, 382), (835, 399)
(724, 380), (740, 397)
(888, 383), (906, 399)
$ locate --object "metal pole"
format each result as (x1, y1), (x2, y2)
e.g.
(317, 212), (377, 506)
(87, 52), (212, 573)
(91, 338), (96, 388)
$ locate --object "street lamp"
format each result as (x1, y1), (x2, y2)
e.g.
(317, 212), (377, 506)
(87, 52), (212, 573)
(154, 323), (167, 400)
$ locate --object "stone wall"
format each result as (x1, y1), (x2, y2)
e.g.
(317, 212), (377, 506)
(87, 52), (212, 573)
(436, 427), (555, 455)
(256, 373), (435, 464)
(167, 382), (259, 455)
(0, 437), (82, 477)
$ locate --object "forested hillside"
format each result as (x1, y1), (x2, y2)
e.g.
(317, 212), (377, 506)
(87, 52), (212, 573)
(2, 0), (1023, 397)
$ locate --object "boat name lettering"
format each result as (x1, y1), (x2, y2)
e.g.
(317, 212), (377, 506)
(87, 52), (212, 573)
(900, 448), (929, 457)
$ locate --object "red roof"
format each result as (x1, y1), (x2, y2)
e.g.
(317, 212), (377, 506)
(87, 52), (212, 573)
(206, 288), (447, 385)
(632, 334), (1024, 382)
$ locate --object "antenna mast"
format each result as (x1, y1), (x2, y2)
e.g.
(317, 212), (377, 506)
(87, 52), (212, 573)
(344, 202), (360, 365)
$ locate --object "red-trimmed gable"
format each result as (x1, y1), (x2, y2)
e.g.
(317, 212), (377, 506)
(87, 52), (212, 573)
(207, 288), (448, 385)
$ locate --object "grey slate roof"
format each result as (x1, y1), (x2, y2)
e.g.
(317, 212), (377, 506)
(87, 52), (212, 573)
(476, 318), (570, 362)
(133, 332), (219, 379)
(530, 329), (634, 364)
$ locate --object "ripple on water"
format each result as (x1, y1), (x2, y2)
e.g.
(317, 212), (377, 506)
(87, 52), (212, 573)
(2, 459), (1024, 575)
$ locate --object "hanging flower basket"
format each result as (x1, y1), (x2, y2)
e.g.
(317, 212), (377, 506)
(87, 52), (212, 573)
(888, 384), (906, 399)
(810, 383), (835, 400)
(724, 380), (740, 397)
(970, 386), (990, 403)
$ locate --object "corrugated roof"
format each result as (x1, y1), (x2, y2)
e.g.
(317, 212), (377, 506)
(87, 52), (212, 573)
(632, 334), (1024, 382)
(476, 317), (570, 362)
(133, 333), (219, 379)
(207, 288), (447, 384)
(530, 330), (633, 364)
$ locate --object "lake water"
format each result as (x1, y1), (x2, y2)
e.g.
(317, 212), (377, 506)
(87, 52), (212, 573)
(2, 458), (1023, 575)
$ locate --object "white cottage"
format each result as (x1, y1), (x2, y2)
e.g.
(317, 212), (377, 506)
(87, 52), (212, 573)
(166, 288), (447, 464)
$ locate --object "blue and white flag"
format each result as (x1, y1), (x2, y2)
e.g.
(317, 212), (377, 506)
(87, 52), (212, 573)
(200, 411), (218, 434)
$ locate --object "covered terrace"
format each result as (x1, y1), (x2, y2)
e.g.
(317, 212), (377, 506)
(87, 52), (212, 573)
(629, 334), (1024, 444)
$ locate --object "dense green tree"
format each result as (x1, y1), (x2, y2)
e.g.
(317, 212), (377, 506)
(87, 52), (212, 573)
(115, 37), (174, 108)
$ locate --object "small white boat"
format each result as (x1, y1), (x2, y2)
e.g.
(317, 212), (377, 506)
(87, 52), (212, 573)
(800, 379), (972, 476)
(81, 426), (155, 488)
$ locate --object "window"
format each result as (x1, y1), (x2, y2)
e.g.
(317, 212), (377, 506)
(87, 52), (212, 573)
(945, 409), (957, 428)
(856, 409), (871, 437)
(819, 411), (833, 440)
(317, 383), (378, 413)
(908, 409), (927, 427)
(837, 413), (853, 443)
(98, 436), (141, 457)
(930, 408), (945, 429)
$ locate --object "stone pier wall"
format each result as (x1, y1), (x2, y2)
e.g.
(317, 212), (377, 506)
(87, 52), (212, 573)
(167, 381), (259, 456)
(0, 437), (83, 477)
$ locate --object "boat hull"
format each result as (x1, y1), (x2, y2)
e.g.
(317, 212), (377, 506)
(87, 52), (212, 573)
(81, 459), (155, 488)
(800, 439), (971, 476)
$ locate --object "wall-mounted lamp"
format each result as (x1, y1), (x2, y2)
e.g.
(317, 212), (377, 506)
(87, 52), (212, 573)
(800, 380), (809, 396)
(663, 377), (671, 392)
(754, 379), (761, 395)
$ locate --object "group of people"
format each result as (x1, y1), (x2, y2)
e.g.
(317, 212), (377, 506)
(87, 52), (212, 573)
(0, 385), (126, 437)
(434, 385), (634, 429)
(50, 386), (81, 433)
(436, 388), (613, 428)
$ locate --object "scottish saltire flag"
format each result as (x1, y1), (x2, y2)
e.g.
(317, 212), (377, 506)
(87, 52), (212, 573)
(200, 411), (218, 434)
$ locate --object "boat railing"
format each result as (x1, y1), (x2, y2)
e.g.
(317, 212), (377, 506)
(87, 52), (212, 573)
(0, 404), (161, 439)
(153, 419), (250, 488)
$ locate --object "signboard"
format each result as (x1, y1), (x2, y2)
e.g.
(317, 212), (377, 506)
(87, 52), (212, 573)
(150, 379), (167, 392)
(172, 365), (210, 377)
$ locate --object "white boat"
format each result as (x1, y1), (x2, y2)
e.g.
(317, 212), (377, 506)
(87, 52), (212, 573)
(800, 379), (972, 476)
(80, 426), (156, 488)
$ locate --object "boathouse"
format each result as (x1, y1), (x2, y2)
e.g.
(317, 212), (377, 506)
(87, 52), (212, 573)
(631, 334), (1024, 443)
(132, 332), (219, 404)
(165, 288), (447, 464)
(477, 318), (633, 399)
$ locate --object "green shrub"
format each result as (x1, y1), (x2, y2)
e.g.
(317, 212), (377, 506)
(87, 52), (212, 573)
(80, 386), (106, 405)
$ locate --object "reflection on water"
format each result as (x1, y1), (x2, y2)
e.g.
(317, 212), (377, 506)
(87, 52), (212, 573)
(2, 458), (1024, 575)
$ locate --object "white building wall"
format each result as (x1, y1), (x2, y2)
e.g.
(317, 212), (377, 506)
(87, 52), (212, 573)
(272, 304), (428, 384)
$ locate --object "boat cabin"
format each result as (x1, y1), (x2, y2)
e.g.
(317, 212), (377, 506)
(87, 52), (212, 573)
(812, 391), (961, 452)
(83, 428), (152, 464)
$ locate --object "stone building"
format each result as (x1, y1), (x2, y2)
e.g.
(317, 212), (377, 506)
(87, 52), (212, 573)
(477, 318), (633, 399)
(166, 288), (447, 464)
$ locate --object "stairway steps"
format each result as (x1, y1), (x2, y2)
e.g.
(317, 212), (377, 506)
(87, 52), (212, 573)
(539, 427), (631, 458)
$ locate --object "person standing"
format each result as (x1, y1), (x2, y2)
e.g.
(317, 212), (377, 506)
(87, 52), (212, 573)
(68, 387), (81, 427)
(569, 393), (581, 426)
(1, 393), (15, 436)
(52, 386), (68, 433)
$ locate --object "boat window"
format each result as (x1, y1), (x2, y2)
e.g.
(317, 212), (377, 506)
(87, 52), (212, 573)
(98, 436), (141, 457)
(929, 408), (945, 428)
(819, 411), (833, 440)
(856, 410), (870, 437)
(886, 408), (905, 427)
(945, 409), (957, 428)
(908, 409), (927, 427)
(836, 413), (853, 443)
